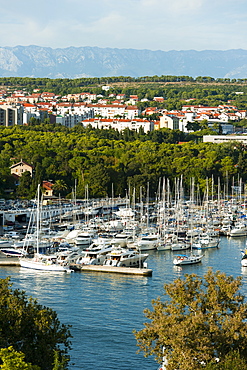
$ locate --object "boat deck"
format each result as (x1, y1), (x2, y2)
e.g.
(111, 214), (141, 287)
(70, 263), (153, 276)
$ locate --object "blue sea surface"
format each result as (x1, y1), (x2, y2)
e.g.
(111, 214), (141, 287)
(1, 236), (247, 370)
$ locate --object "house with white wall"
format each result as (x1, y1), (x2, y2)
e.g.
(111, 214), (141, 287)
(159, 114), (179, 130)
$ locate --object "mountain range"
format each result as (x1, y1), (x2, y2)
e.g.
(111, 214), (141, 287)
(1, 45), (247, 79)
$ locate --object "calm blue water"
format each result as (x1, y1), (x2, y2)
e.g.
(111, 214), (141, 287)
(1, 236), (247, 370)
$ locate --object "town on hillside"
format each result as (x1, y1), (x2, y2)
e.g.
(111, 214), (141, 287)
(0, 86), (246, 135)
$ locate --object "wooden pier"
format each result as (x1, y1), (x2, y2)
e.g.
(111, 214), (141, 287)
(70, 264), (153, 276)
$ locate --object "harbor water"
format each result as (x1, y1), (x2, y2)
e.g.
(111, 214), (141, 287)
(1, 235), (247, 370)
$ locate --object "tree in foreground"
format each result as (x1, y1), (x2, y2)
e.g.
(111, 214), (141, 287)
(0, 278), (72, 370)
(0, 346), (40, 370)
(134, 269), (247, 370)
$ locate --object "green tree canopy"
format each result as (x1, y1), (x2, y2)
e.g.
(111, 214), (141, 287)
(135, 269), (247, 370)
(0, 278), (72, 370)
(16, 171), (33, 198)
(0, 346), (40, 370)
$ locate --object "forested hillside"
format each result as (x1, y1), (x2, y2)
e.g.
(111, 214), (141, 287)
(2, 75), (247, 111)
(0, 124), (245, 200)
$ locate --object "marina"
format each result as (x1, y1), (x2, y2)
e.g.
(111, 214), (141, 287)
(1, 235), (247, 370)
(2, 187), (247, 368)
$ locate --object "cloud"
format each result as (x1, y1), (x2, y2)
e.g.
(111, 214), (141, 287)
(140, 0), (204, 12)
(1, 0), (247, 50)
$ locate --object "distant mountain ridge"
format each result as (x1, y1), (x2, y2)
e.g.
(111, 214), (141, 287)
(1, 45), (247, 79)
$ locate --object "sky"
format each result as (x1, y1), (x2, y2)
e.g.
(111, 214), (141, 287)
(1, 0), (247, 51)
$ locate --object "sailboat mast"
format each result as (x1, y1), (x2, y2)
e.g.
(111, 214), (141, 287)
(36, 184), (40, 254)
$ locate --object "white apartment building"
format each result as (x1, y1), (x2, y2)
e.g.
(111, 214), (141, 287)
(125, 106), (139, 119)
(56, 112), (93, 128)
(0, 103), (23, 126)
(203, 135), (247, 144)
(92, 104), (127, 118)
(81, 118), (153, 133)
(159, 114), (179, 130)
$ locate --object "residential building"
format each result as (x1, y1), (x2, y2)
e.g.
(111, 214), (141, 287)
(42, 181), (54, 197)
(81, 118), (153, 133)
(153, 97), (164, 102)
(10, 160), (33, 178)
(0, 103), (23, 126)
(159, 114), (179, 130)
(203, 135), (247, 144)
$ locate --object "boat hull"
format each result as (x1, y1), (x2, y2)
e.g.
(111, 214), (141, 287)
(19, 258), (72, 272)
(173, 254), (203, 265)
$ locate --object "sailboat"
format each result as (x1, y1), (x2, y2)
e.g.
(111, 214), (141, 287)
(173, 178), (203, 266)
(19, 185), (72, 272)
(173, 252), (203, 266)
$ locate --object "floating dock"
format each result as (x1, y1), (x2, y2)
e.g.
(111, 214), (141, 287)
(70, 264), (153, 276)
(0, 256), (152, 276)
(0, 255), (20, 266)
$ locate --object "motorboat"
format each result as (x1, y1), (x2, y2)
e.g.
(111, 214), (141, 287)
(192, 236), (219, 250)
(114, 207), (135, 219)
(0, 247), (28, 257)
(12, 237), (36, 250)
(110, 231), (134, 246)
(74, 231), (94, 248)
(228, 222), (247, 237)
(3, 231), (21, 239)
(75, 244), (113, 265)
(171, 239), (191, 251)
(92, 233), (116, 246)
(135, 233), (160, 251)
(241, 250), (247, 267)
(157, 242), (171, 251)
(104, 247), (148, 267)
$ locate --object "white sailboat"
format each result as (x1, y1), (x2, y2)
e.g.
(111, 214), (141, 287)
(173, 178), (203, 266)
(173, 253), (203, 266)
(19, 185), (72, 272)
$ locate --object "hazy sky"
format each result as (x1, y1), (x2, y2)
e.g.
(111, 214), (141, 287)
(1, 0), (247, 51)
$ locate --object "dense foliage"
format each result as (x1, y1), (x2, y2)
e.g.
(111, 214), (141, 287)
(0, 124), (246, 200)
(0, 278), (72, 370)
(135, 269), (247, 370)
(0, 347), (40, 370)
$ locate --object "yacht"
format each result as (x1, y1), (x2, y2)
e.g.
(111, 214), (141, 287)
(74, 231), (94, 248)
(192, 236), (219, 250)
(75, 244), (113, 265)
(92, 233), (116, 246)
(228, 222), (247, 237)
(135, 233), (160, 251)
(110, 231), (134, 246)
(104, 247), (148, 267)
